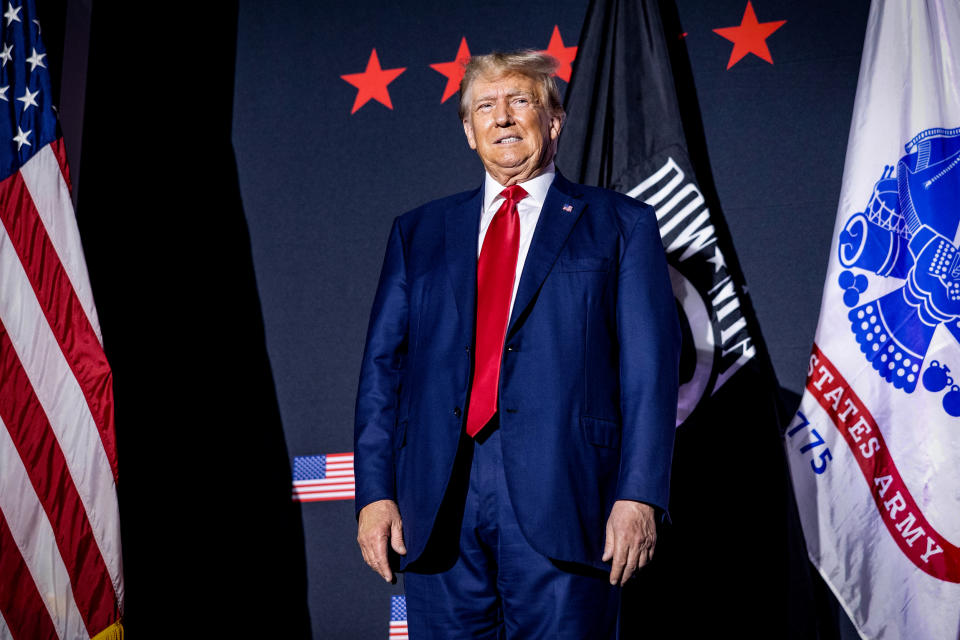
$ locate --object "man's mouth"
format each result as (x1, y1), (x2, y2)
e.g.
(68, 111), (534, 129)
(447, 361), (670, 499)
(495, 136), (522, 144)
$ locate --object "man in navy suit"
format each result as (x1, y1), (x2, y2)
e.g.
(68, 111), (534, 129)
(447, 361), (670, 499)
(355, 51), (680, 638)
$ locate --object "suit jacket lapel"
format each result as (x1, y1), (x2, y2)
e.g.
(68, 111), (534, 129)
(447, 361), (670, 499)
(445, 186), (483, 327)
(507, 172), (585, 336)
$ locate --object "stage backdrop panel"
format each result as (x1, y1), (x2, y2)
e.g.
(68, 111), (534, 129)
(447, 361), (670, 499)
(231, 0), (868, 637)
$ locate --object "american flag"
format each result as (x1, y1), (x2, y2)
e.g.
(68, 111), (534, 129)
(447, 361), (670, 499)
(389, 595), (408, 639)
(0, 2), (123, 639)
(291, 452), (355, 501)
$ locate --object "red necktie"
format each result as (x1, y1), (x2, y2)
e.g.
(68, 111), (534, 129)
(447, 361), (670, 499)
(466, 184), (528, 438)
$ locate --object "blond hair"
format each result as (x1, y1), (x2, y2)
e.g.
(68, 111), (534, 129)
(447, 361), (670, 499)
(458, 50), (565, 122)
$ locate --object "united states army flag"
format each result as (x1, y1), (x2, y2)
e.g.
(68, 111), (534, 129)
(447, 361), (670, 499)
(789, 1), (960, 637)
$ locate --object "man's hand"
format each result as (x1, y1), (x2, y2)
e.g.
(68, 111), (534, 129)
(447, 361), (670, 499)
(357, 499), (407, 582)
(601, 500), (657, 586)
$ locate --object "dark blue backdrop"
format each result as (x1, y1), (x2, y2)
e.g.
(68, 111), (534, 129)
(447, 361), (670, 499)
(64, 0), (869, 637)
(233, 2), (866, 633)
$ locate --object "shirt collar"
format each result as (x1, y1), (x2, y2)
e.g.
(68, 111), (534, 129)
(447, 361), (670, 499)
(482, 162), (556, 213)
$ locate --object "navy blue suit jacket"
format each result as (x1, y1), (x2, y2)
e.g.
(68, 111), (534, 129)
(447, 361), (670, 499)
(354, 172), (680, 572)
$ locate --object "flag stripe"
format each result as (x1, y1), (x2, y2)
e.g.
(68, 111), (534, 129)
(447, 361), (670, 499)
(50, 138), (72, 195)
(293, 478), (355, 486)
(0, 413), (86, 640)
(0, 609), (11, 640)
(294, 492), (356, 497)
(292, 485), (356, 490)
(292, 492), (356, 501)
(293, 489), (356, 496)
(0, 216), (123, 600)
(0, 509), (59, 640)
(21, 144), (102, 344)
(0, 322), (117, 636)
(293, 490), (356, 497)
(293, 487), (356, 495)
(0, 163), (118, 478)
(295, 471), (354, 480)
(293, 486), (356, 494)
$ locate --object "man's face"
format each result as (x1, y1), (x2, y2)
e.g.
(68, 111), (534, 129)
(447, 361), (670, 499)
(462, 72), (562, 186)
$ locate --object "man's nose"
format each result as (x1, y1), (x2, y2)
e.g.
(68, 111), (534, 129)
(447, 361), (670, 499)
(493, 100), (511, 125)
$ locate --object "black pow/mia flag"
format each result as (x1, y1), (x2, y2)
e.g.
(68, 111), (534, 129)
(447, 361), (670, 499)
(557, 0), (816, 636)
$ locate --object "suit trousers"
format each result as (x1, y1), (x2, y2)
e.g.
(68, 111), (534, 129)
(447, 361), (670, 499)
(403, 425), (620, 639)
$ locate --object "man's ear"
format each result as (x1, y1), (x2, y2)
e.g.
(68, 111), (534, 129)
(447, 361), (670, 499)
(549, 113), (563, 142)
(463, 118), (477, 150)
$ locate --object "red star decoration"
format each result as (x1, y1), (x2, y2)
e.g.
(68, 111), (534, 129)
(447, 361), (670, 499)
(540, 26), (577, 82)
(713, 1), (786, 70)
(429, 37), (471, 104)
(341, 48), (406, 114)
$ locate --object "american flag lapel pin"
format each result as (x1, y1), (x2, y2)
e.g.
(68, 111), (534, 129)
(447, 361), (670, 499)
(562, 203), (574, 213)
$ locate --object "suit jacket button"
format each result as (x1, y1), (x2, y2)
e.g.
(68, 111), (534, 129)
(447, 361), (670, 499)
(453, 407), (462, 418)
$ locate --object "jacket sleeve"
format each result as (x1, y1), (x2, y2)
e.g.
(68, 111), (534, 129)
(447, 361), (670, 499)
(354, 218), (409, 517)
(615, 204), (681, 514)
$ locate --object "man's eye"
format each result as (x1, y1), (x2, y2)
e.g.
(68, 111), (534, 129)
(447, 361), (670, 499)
(478, 103), (493, 111)
(513, 98), (529, 106)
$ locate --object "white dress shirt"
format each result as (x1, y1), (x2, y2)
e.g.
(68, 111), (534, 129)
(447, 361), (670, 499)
(477, 163), (556, 314)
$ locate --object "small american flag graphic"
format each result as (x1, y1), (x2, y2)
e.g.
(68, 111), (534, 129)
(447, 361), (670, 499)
(291, 452), (355, 501)
(389, 595), (408, 639)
